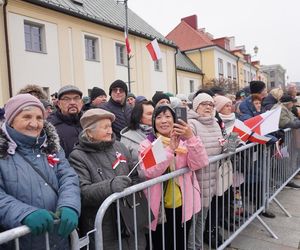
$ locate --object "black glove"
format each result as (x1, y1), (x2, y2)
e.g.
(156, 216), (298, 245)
(110, 176), (132, 193)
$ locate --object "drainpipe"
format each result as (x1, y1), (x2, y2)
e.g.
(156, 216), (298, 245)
(236, 57), (240, 91)
(174, 48), (178, 94)
(3, 0), (13, 97)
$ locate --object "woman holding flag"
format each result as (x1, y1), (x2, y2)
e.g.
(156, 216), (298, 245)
(139, 105), (208, 250)
(69, 109), (146, 250)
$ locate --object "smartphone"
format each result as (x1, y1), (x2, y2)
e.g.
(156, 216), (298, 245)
(174, 107), (187, 123)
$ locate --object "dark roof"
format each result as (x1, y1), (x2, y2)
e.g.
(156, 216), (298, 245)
(25, 0), (175, 47)
(176, 51), (202, 74)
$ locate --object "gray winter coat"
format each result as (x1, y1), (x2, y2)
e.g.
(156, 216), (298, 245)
(69, 132), (145, 250)
(188, 110), (223, 207)
(0, 121), (81, 250)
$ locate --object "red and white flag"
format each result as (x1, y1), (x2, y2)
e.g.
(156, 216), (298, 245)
(146, 38), (162, 61)
(141, 137), (167, 169)
(232, 106), (282, 144)
(112, 152), (127, 169)
(124, 29), (131, 55)
(232, 119), (270, 144)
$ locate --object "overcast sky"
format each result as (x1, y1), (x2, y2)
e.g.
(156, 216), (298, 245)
(129, 0), (300, 83)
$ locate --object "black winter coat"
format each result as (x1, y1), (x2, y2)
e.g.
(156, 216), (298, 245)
(100, 99), (132, 140)
(47, 111), (82, 158)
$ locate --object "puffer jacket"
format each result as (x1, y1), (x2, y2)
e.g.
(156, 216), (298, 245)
(140, 134), (208, 231)
(188, 109), (223, 207)
(273, 103), (300, 129)
(120, 127), (147, 178)
(0, 121), (81, 250)
(47, 110), (82, 158)
(239, 95), (262, 121)
(100, 98), (132, 140)
(69, 133), (145, 250)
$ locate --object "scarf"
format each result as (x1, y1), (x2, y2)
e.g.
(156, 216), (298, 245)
(139, 124), (153, 136)
(219, 113), (236, 134)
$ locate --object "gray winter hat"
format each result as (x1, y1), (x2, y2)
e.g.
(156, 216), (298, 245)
(58, 85), (83, 100)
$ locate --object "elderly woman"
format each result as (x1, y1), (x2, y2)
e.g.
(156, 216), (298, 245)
(139, 105), (208, 250)
(69, 109), (145, 250)
(0, 94), (80, 250)
(214, 95), (235, 135)
(120, 100), (154, 170)
(187, 93), (225, 249)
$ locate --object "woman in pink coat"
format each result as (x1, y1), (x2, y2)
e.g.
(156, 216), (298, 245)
(139, 105), (208, 250)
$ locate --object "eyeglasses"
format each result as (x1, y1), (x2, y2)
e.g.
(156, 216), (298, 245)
(60, 96), (82, 103)
(200, 102), (215, 108)
(111, 88), (125, 93)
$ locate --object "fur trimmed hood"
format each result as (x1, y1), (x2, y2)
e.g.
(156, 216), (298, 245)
(18, 84), (47, 100)
(0, 121), (61, 158)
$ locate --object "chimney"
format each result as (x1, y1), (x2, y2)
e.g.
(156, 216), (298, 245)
(181, 15), (198, 30)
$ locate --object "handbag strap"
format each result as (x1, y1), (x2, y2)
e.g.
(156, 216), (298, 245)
(19, 154), (59, 196)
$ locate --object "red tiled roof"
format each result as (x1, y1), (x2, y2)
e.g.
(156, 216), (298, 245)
(166, 21), (214, 51)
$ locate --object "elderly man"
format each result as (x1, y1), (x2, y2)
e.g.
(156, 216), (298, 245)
(48, 85), (83, 158)
(100, 79), (132, 140)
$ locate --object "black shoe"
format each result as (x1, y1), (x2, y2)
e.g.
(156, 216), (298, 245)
(260, 211), (276, 218)
(285, 181), (300, 189)
(203, 227), (224, 249)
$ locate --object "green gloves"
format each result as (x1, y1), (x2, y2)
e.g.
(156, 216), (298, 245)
(58, 207), (78, 238)
(22, 209), (54, 236)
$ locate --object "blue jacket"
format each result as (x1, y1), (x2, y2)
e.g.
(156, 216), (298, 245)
(238, 96), (262, 121)
(0, 122), (81, 250)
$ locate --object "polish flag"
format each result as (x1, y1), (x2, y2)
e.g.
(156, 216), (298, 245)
(124, 30), (131, 55)
(146, 39), (162, 61)
(112, 152), (127, 169)
(141, 137), (167, 169)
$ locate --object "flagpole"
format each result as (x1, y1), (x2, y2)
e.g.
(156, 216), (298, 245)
(124, 0), (131, 92)
(127, 155), (145, 177)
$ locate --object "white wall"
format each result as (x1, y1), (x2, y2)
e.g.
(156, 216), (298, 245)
(214, 49), (237, 79)
(82, 32), (104, 90)
(150, 52), (168, 94)
(177, 74), (200, 95)
(8, 13), (61, 96)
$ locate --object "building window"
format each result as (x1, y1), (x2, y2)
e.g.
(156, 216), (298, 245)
(270, 71), (275, 78)
(189, 80), (195, 92)
(218, 58), (224, 77)
(232, 65), (237, 79)
(270, 81), (275, 88)
(154, 59), (162, 72)
(24, 21), (45, 53)
(227, 62), (232, 78)
(42, 87), (49, 99)
(85, 36), (99, 61)
(244, 69), (247, 83)
(116, 43), (127, 66)
(247, 71), (251, 83)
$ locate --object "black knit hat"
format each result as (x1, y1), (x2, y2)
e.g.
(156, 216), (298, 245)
(152, 105), (176, 134)
(249, 81), (266, 94)
(90, 87), (107, 101)
(109, 80), (128, 96)
(152, 92), (170, 106)
(280, 94), (294, 103)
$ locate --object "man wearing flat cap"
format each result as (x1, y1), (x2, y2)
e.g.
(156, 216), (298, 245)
(100, 79), (132, 140)
(48, 85), (83, 157)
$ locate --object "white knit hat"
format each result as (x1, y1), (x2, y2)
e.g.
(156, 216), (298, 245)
(192, 93), (214, 111)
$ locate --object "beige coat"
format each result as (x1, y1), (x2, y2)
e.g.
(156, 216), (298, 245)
(188, 110), (223, 207)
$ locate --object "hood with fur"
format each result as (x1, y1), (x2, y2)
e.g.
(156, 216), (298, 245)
(0, 121), (60, 158)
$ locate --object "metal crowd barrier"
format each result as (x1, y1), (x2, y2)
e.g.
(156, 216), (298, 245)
(0, 129), (299, 250)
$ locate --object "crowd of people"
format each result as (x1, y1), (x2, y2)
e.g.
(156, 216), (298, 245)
(0, 79), (299, 250)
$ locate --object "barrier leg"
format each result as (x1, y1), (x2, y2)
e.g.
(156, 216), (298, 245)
(273, 198), (292, 218)
(256, 216), (278, 239)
